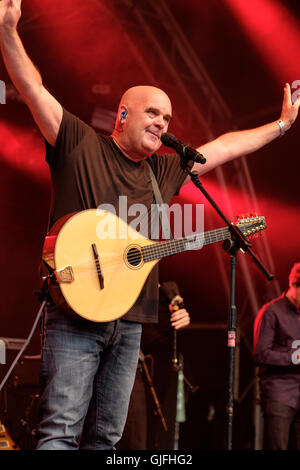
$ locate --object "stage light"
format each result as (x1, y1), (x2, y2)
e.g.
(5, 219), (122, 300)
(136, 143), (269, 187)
(225, 0), (300, 82)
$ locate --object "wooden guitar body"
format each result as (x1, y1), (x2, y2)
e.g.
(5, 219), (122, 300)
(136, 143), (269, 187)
(41, 209), (266, 322)
(42, 209), (157, 322)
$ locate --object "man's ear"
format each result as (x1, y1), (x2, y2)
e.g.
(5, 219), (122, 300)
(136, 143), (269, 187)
(120, 109), (127, 120)
(120, 106), (128, 121)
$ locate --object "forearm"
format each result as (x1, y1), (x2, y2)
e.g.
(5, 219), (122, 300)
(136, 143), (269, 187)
(192, 83), (300, 177)
(195, 121), (281, 175)
(255, 346), (294, 367)
(0, 27), (42, 103)
(215, 120), (281, 160)
(0, 17), (62, 146)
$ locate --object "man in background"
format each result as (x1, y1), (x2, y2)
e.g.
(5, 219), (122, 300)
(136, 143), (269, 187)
(254, 262), (300, 450)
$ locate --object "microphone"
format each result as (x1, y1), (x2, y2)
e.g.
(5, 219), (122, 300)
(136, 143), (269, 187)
(161, 132), (206, 165)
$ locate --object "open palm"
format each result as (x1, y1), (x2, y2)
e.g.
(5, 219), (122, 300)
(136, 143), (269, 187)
(280, 83), (300, 129)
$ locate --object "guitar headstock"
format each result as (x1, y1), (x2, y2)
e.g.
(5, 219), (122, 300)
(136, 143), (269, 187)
(235, 214), (266, 238)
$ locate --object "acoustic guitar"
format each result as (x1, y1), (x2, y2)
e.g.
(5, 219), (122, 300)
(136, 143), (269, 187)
(41, 209), (266, 322)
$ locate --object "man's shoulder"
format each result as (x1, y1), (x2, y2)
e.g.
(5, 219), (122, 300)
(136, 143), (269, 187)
(96, 133), (111, 145)
(63, 107), (109, 140)
(261, 294), (287, 316)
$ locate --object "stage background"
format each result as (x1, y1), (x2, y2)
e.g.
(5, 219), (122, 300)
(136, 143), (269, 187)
(0, 0), (299, 450)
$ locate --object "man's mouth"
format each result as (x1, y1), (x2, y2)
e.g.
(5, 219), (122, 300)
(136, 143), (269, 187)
(146, 130), (161, 140)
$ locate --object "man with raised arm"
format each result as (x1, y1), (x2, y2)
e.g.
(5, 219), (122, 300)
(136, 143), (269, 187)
(1, 0), (299, 450)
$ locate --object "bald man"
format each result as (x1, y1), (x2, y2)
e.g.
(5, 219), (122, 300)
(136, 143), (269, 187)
(1, 1), (300, 450)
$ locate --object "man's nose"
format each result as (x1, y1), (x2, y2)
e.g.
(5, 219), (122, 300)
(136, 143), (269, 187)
(154, 115), (165, 129)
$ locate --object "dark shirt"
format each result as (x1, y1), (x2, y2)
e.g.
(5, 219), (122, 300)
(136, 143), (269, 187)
(45, 108), (187, 323)
(254, 293), (300, 408)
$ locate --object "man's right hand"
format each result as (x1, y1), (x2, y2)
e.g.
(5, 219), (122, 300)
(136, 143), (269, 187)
(0, 0), (21, 34)
(0, 0), (62, 146)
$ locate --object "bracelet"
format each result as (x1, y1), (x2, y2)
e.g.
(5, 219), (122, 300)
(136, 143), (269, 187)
(277, 119), (286, 137)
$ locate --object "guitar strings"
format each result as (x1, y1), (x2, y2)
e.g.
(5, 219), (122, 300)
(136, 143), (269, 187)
(57, 227), (229, 279)
(57, 222), (263, 278)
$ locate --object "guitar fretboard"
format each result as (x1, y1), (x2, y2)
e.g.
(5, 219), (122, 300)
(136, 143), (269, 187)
(142, 226), (232, 262)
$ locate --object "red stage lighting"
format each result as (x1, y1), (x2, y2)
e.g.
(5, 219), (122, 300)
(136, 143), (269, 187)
(225, 0), (300, 82)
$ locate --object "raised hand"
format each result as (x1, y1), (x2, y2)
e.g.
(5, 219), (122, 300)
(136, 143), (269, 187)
(280, 83), (300, 131)
(0, 0), (21, 33)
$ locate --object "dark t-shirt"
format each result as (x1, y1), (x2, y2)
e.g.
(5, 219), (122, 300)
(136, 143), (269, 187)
(45, 108), (187, 323)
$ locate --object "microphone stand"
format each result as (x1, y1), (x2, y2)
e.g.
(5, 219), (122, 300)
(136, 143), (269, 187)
(180, 161), (273, 450)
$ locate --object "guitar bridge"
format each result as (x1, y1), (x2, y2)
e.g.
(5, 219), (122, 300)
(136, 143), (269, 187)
(55, 266), (74, 283)
(91, 243), (104, 289)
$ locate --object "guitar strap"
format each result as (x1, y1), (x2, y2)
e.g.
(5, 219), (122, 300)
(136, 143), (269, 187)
(145, 161), (173, 240)
(146, 161), (179, 375)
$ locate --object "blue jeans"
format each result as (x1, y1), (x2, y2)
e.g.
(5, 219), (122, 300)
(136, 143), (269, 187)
(37, 304), (142, 450)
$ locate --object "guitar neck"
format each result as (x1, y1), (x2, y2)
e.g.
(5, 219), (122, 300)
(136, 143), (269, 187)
(142, 226), (231, 262)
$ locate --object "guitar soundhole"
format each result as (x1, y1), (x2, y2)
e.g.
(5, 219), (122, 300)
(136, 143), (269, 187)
(126, 246), (143, 268)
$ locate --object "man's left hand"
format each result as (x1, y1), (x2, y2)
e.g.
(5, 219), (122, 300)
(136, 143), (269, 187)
(280, 83), (300, 130)
(169, 306), (190, 330)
